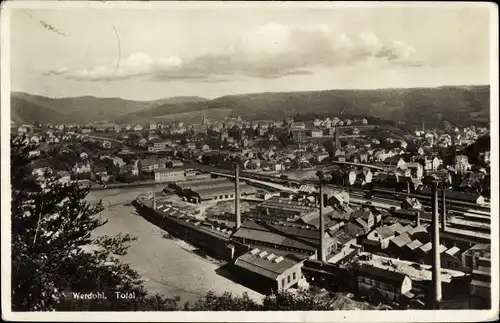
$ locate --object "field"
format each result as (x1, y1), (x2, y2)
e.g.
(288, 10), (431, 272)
(87, 187), (263, 306)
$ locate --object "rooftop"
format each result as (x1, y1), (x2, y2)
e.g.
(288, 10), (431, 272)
(405, 239), (423, 251)
(358, 264), (408, 285)
(390, 233), (412, 248)
(234, 249), (304, 280)
(357, 253), (466, 282)
(419, 242), (447, 254)
(375, 226), (396, 239)
(445, 246), (461, 257)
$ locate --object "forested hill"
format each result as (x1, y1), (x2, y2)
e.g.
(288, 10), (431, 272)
(12, 85), (489, 127)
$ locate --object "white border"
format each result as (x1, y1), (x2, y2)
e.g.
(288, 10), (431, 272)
(1, 1), (498, 322)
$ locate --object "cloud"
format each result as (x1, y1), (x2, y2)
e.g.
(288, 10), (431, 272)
(43, 66), (68, 76)
(46, 23), (419, 82)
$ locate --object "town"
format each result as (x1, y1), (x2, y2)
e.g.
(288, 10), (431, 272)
(13, 113), (491, 310)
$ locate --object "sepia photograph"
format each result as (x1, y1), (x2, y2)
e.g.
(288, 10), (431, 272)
(1, 1), (498, 322)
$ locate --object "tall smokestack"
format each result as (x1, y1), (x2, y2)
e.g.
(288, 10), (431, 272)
(441, 189), (446, 231)
(235, 164), (241, 231)
(319, 183), (326, 262)
(431, 181), (442, 309)
(416, 211), (421, 227)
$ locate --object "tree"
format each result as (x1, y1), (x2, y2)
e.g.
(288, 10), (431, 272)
(183, 291), (260, 311)
(11, 136), (178, 311)
(185, 290), (375, 311)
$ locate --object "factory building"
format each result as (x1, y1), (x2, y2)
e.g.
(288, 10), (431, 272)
(356, 265), (413, 304)
(255, 197), (316, 221)
(231, 219), (336, 259)
(153, 168), (186, 183)
(233, 248), (306, 294)
(169, 177), (257, 203)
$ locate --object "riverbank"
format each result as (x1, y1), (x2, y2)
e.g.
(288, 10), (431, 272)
(90, 180), (158, 191)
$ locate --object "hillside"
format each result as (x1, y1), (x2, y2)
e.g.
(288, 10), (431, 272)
(122, 85), (490, 127)
(11, 86), (489, 127)
(10, 92), (207, 125)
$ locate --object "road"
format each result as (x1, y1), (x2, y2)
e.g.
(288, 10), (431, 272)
(86, 187), (263, 306)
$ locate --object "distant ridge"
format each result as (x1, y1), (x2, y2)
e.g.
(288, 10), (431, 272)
(11, 85), (489, 127)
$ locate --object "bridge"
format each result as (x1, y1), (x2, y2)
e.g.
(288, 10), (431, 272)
(210, 171), (299, 194)
(323, 161), (387, 171)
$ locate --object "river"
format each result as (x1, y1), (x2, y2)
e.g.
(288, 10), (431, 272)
(86, 187), (263, 306)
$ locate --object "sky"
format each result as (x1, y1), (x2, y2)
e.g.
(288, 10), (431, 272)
(10, 3), (493, 100)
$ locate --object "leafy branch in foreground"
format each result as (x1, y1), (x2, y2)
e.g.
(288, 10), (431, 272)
(11, 136), (178, 311)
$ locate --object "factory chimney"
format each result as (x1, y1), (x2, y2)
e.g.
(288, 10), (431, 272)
(441, 189), (446, 231)
(431, 181), (442, 309)
(415, 210), (421, 227)
(319, 183), (326, 262)
(234, 164), (241, 231)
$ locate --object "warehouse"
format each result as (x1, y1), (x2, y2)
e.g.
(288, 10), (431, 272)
(232, 248), (306, 294)
(136, 201), (236, 260)
(255, 197), (316, 221)
(231, 219), (336, 259)
(169, 177), (258, 203)
(185, 183), (258, 203)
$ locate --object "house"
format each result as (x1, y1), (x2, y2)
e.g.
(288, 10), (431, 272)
(133, 124), (144, 131)
(404, 239), (424, 258)
(292, 122), (306, 129)
(316, 153), (330, 163)
(387, 232), (412, 255)
(233, 249), (306, 294)
(356, 265), (412, 303)
(246, 159), (262, 170)
(420, 156), (442, 171)
(406, 162), (424, 179)
(310, 128), (323, 138)
(28, 149), (41, 158)
(417, 242), (447, 265)
(57, 171), (72, 184)
(92, 167), (109, 182)
(110, 157), (125, 168)
(81, 128), (92, 134)
(32, 166), (53, 178)
(137, 138), (148, 147)
(149, 123), (158, 130)
(154, 168), (186, 183)
(140, 158), (166, 172)
(30, 135), (41, 144)
(462, 244), (490, 273)
(364, 226), (396, 249)
(18, 125), (30, 134)
(166, 160), (184, 168)
(148, 139), (173, 152)
(441, 246), (463, 271)
(73, 162), (92, 174)
(455, 155), (471, 173)
(351, 208), (375, 229)
(102, 140), (112, 149)
(347, 170), (357, 186)
(199, 144), (211, 152)
(80, 152), (89, 159)
(361, 169), (373, 185)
